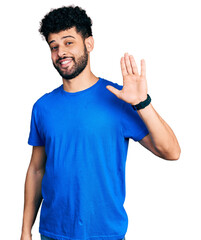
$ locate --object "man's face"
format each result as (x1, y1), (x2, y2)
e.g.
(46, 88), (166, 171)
(48, 27), (89, 80)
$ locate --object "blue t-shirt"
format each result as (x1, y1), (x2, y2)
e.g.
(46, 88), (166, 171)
(28, 77), (149, 240)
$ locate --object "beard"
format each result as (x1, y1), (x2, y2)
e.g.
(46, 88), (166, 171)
(53, 44), (88, 80)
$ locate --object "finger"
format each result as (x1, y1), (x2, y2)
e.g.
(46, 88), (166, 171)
(106, 85), (121, 98)
(140, 59), (146, 77)
(124, 52), (133, 74)
(129, 55), (139, 75)
(120, 57), (127, 76)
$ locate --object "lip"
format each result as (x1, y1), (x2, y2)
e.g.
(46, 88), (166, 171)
(59, 58), (73, 68)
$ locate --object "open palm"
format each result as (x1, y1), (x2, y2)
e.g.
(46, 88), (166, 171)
(106, 53), (148, 105)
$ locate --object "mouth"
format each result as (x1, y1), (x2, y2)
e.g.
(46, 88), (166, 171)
(58, 58), (73, 68)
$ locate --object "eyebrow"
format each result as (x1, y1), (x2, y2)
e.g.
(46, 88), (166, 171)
(49, 35), (76, 45)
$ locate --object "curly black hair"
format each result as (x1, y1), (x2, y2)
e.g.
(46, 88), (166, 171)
(39, 5), (93, 42)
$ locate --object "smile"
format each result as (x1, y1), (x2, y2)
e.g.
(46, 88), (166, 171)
(61, 60), (71, 65)
(59, 58), (73, 68)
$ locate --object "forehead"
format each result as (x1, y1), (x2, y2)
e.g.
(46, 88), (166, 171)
(48, 27), (83, 44)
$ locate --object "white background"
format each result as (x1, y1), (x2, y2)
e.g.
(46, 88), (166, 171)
(0, 0), (200, 239)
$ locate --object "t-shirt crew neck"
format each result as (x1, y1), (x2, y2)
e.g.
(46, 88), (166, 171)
(60, 77), (103, 96)
(28, 77), (149, 240)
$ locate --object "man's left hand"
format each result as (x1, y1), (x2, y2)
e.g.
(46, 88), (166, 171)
(106, 52), (148, 105)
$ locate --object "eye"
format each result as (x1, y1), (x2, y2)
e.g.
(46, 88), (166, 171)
(51, 46), (58, 51)
(66, 42), (72, 46)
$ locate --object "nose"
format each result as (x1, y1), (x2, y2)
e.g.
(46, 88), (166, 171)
(57, 46), (67, 58)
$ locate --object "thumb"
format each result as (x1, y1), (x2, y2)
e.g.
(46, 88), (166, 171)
(106, 85), (121, 98)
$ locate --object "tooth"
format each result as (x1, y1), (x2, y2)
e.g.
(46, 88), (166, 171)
(61, 60), (71, 64)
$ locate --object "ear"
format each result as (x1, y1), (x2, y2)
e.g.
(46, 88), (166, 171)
(85, 36), (94, 52)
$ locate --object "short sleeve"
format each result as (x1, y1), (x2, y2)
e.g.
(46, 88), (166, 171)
(28, 104), (45, 146)
(121, 101), (149, 141)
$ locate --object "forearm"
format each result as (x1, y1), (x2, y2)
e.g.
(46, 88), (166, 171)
(137, 103), (181, 159)
(21, 167), (44, 235)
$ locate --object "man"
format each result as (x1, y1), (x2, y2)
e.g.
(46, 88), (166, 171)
(20, 5), (181, 240)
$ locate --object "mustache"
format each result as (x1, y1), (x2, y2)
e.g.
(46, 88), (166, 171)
(56, 56), (74, 64)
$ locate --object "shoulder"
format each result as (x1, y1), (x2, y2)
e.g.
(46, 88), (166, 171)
(100, 77), (123, 91)
(32, 85), (62, 110)
(101, 78), (135, 112)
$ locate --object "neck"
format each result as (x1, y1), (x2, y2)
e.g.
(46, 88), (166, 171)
(62, 62), (99, 93)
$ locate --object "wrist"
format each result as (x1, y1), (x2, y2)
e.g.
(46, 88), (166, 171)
(21, 227), (32, 236)
(137, 102), (152, 113)
(131, 95), (147, 105)
(131, 94), (151, 111)
(21, 232), (32, 240)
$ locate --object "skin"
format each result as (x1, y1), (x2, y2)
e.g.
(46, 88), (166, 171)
(21, 26), (181, 240)
(21, 146), (46, 240)
(47, 27), (99, 93)
(47, 27), (180, 160)
(106, 53), (181, 160)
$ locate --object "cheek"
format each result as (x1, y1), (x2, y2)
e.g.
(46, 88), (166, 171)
(71, 45), (83, 55)
(51, 52), (57, 62)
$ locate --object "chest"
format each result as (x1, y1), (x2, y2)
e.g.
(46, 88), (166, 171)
(39, 97), (122, 143)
